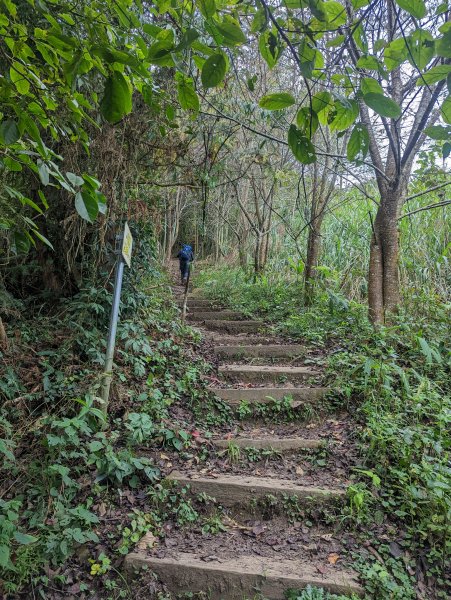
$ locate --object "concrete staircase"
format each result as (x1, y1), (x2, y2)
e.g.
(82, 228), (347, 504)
(125, 294), (363, 599)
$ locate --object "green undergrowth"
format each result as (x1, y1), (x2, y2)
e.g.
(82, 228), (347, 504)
(0, 225), (229, 597)
(196, 265), (450, 598)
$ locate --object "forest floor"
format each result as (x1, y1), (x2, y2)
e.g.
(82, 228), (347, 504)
(1, 259), (448, 599)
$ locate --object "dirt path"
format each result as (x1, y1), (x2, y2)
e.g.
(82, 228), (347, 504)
(125, 280), (364, 599)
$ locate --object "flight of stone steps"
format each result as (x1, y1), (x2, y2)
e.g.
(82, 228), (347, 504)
(125, 293), (363, 599)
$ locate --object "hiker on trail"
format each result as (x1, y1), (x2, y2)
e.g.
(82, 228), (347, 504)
(177, 244), (194, 285)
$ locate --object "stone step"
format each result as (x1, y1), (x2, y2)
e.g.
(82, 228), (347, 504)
(210, 386), (328, 405)
(213, 436), (322, 451)
(180, 298), (218, 308)
(215, 344), (306, 360)
(219, 365), (318, 384)
(188, 310), (243, 321)
(124, 552), (363, 599)
(166, 472), (344, 506)
(203, 320), (263, 333)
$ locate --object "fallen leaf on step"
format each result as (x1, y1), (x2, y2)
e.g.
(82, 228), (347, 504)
(137, 531), (157, 551)
(328, 553), (340, 564)
(295, 466), (304, 476)
(160, 453), (170, 460)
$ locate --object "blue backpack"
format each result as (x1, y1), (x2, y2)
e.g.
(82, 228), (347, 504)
(179, 244), (192, 261)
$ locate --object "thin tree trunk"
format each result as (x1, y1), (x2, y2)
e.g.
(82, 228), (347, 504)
(368, 190), (402, 323)
(368, 239), (384, 324)
(304, 215), (324, 307)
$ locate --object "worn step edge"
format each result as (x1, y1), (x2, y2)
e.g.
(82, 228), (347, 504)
(188, 311), (244, 321)
(213, 437), (322, 450)
(210, 386), (328, 404)
(204, 320), (264, 333)
(215, 344), (306, 359)
(124, 552), (364, 599)
(219, 365), (317, 375)
(166, 472), (344, 505)
(178, 299), (219, 306)
(219, 365), (319, 383)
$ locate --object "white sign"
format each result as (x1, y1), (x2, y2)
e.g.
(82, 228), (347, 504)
(121, 222), (133, 267)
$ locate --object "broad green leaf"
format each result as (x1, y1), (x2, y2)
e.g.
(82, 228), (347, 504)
(443, 141), (451, 159)
(298, 39), (317, 78)
(259, 30), (282, 69)
(356, 55), (380, 71)
(361, 78), (383, 95)
(14, 532), (38, 545)
(296, 107), (319, 138)
(363, 93), (401, 118)
(395, 0), (426, 19)
(436, 30), (451, 58)
(10, 62), (30, 94)
(308, 0), (327, 20)
(330, 98), (359, 131)
(216, 21), (247, 45)
(251, 8), (267, 33)
(197, 0), (216, 18)
(424, 125), (451, 140)
(177, 79), (200, 111)
(312, 91), (333, 114)
(175, 28), (199, 52)
(14, 231), (32, 254)
(0, 119), (20, 145)
(288, 125), (317, 163)
(201, 53), (227, 88)
(416, 64), (451, 85)
(327, 34), (345, 48)
(66, 172), (84, 186)
(38, 161), (50, 185)
(100, 72), (132, 123)
(384, 38), (408, 70)
(75, 191), (99, 223)
(352, 0), (369, 8)
(353, 23), (368, 53)
(441, 95), (451, 124)
(323, 1), (347, 28)
(143, 23), (164, 37)
(82, 174), (101, 190)
(91, 45), (138, 68)
(347, 123), (369, 160)
(407, 30), (434, 70)
(3, 156), (22, 171)
(259, 92), (295, 110)
(148, 40), (174, 66)
(96, 192), (107, 215)
(18, 113), (46, 156)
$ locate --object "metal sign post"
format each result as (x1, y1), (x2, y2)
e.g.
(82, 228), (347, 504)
(100, 222), (133, 412)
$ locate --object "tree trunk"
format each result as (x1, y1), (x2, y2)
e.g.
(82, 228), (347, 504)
(304, 214), (324, 306)
(368, 189), (402, 323)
